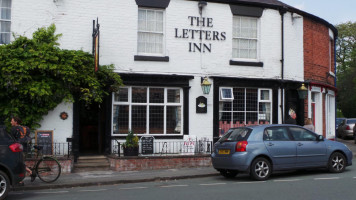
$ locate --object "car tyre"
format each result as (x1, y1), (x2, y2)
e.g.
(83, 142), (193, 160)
(219, 170), (238, 178)
(328, 152), (346, 173)
(0, 170), (10, 200)
(250, 157), (272, 181)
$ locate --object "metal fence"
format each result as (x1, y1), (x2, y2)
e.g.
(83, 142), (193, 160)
(24, 142), (72, 159)
(112, 139), (213, 157)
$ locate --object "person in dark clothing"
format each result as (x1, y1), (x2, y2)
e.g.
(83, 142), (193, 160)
(10, 116), (36, 183)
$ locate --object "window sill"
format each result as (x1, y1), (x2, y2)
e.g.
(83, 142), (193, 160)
(134, 55), (169, 62)
(229, 60), (263, 67)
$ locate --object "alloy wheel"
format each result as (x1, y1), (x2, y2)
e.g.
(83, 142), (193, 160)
(331, 155), (345, 172)
(0, 175), (7, 197)
(254, 160), (269, 178)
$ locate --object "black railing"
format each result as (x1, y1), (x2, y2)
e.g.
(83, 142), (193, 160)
(24, 142), (72, 159)
(112, 139), (213, 157)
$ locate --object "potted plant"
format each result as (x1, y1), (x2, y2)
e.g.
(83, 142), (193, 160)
(122, 130), (139, 156)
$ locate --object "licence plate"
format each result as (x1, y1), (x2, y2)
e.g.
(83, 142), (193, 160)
(218, 149), (230, 154)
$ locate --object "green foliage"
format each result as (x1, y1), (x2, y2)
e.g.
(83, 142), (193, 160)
(122, 130), (139, 149)
(0, 24), (122, 129)
(336, 22), (356, 117)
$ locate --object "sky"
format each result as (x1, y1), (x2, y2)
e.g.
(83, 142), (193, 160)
(280, 0), (356, 25)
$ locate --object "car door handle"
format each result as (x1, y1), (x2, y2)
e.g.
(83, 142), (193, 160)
(268, 143), (274, 146)
(297, 143), (303, 146)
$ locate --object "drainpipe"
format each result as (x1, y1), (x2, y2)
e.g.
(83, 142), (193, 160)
(279, 6), (287, 124)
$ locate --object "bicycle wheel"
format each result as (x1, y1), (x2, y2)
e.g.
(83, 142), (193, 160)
(35, 157), (61, 183)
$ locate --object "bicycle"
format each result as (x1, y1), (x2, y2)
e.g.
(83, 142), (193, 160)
(28, 145), (61, 183)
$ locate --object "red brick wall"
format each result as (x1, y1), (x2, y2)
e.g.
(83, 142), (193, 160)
(303, 18), (336, 136)
(304, 18), (334, 83)
(108, 155), (212, 171)
(25, 158), (73, 174)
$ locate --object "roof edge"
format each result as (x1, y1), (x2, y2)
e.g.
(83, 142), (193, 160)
(187, 0), (338, 36)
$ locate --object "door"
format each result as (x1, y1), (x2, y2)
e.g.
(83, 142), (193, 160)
(288, 127), (327, 167)
(263, 127), (296, 169)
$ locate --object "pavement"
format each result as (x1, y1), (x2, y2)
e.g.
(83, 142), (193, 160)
(12, 138), (356, 191)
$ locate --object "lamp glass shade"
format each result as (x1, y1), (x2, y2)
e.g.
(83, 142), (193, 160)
(297, 84), (308, 99)
(201, 77), (211, 95)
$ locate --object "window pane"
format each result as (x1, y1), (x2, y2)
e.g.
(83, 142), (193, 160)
(149, 106), (163, 134)
(0, 21), (10, 32)
(264, 128), (290, 141)
(138, 10), (146, 31)
(246, 112), (258, 124)
(132, 105), (147, 134)
(233, 88), (245, 111)
(167, 89), (180, 103)
(221, 88), (232, 99)
(260, 90), (270, 100)
(149, 88), (164, 103)
(1, 0), (12, 7)
(132, 87), (147, 103)
(113, 105), (129, 134)
(259, 102), (271, 123)
(114, 88), (128, 102)
(1, 8), (11, 20)
(289, 127), (316, 141)
(246, 89), (258, 111)
(233, 112), (245, 124)
(166, 106), (181, 134)
(0, 32), (10, 44)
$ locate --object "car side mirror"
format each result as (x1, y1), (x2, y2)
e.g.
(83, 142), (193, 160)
(317, 135), (324, 141)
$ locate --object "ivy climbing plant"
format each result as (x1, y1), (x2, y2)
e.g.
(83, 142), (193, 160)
(0, 24), (122, 129)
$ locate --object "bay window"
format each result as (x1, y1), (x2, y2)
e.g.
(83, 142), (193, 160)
(219, 88), (272, 136)
(113, 87), (182, 135)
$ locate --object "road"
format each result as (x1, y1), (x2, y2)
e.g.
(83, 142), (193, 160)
(8, 162), (356, 200)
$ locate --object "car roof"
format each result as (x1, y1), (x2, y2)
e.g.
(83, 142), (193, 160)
(230, 124), (303, 130)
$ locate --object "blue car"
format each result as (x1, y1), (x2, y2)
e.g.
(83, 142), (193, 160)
(211, 124), (353, 181)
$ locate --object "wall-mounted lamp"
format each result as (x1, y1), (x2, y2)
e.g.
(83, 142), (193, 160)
(201, 77), (211, 95)
(198, 1), (207, 15)
(297, 83), (308, 99)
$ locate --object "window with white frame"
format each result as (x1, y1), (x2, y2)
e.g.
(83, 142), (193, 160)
(0, 0), (11, 44)
(232, 16), (258, 59)
(219, 88), (271, 135)
(137, 8), (164, 55)
(220, 87), (234, 101)
(113, 87), (182, 135)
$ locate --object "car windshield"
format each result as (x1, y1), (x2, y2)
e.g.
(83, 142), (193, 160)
(218, 128), (251, 142)
(336, 119), (344, 125)
(347, 119), (356, 124)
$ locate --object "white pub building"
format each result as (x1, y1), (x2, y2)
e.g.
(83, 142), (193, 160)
(3, 0), (337, 157)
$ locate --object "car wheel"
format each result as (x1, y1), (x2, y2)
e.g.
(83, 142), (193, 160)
(250, 157), (272, 181)
(0, 170), (10, 200)
(328, 152), (346, 173)
(219, 170), (238, 178)
(354, 135), (356, 144)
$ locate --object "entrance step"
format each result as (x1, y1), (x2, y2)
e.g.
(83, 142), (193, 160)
(74, 155), (110, 172)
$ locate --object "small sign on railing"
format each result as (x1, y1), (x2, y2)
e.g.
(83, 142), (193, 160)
(35, 130), (53, 155)
(140, 136), (154, 155)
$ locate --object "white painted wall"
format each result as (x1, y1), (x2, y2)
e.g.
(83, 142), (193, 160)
(37, 102), (73, 143)
(10, 0), (305, 141)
